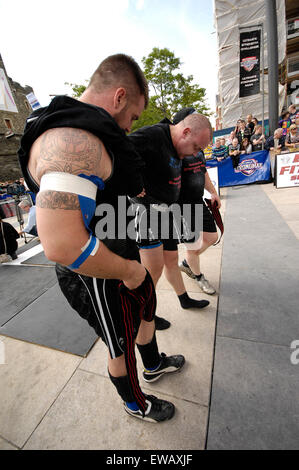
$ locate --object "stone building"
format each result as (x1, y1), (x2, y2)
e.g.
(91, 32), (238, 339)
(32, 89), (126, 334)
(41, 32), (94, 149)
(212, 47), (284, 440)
(0, 53), (34, 181)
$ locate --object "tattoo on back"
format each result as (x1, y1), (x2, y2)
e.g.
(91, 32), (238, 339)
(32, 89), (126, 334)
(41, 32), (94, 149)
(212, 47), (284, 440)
(37, 190), (80, 210)
(36, 128), (102, 181)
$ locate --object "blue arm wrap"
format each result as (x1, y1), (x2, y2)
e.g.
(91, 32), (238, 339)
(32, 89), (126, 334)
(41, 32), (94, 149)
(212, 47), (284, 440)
(68, 235), (99, 270)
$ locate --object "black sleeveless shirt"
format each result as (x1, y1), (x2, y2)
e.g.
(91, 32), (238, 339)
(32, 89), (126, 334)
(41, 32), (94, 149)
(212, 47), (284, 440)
(18, 96), (143, 260)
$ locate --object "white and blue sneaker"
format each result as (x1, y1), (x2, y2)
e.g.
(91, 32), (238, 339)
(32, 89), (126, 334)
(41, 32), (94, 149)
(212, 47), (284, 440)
(124, 394), (175, 422)
(143, 353), (185, 383)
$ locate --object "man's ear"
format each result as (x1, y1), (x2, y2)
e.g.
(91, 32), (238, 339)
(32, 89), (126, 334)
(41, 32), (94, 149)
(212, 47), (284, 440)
(113, 87), (127, 111)
(182, 127), (191, 139)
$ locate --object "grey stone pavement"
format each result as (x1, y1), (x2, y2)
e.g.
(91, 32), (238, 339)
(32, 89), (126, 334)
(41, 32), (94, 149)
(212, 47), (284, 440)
(0, 183), (298, 451)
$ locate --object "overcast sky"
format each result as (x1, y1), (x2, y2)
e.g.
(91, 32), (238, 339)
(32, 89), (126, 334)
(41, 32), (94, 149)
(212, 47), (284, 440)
(0, 0), (218, 119)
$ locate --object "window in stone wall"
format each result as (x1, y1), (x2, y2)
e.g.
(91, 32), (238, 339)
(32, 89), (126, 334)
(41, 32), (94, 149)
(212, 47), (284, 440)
(4, 118), (13, 130)
(24, 100), (31, 111)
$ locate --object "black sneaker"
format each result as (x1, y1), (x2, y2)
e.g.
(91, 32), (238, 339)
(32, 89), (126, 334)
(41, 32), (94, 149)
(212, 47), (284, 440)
(143, 352), (185, 383)
(124, 394), (175, 422)
(155, 316), (171, 330)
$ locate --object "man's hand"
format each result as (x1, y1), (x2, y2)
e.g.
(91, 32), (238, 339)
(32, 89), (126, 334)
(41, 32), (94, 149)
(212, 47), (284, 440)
(136, 188), (146, 198)
(211, 192), (221, 209)
(123, 260), (147, 290)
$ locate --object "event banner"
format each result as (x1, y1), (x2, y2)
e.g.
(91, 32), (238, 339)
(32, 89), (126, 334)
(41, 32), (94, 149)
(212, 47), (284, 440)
(239, 29), (261, 98)
(26, 92), (41, 110)
(206, 150), (271, 187)
(276, 152), (299, 188)
(0, 68), (18, 112)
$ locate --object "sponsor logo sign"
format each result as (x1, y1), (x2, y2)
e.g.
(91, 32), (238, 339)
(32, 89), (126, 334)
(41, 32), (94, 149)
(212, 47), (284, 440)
(239, 30), (261, 98)
(276, 152), (299, 188)
(235, 158), (263, 176)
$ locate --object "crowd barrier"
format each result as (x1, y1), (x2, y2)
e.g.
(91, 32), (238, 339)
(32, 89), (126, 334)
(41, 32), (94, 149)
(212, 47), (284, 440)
(206, 150), (271, 187)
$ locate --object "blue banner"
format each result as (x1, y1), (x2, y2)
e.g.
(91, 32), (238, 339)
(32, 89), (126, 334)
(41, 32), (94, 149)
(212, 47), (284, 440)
(206, 150), (271, 187)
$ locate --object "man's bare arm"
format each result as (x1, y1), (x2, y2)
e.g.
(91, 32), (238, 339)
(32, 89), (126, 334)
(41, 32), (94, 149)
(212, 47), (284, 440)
(32, 127), (146, 288)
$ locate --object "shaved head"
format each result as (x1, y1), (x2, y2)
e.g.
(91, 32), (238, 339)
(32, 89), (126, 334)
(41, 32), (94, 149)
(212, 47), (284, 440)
(180, 113), (213, 139)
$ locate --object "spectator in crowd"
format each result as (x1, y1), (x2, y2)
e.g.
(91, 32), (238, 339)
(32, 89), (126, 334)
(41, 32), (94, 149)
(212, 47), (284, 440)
(18, 200), (38, 236)
(240, 137), (252, 154)
(0, 217), (19, 260)
(220, 137), (227, 150)
(236, 120), (251, 144)
(212, 138), (228, 161)
(234, 119), (242, 136)
(279, 110), (291, 136)
(250, 125), (266, 151)
(288, 104), (298, 123)
(265, 128), (286, 152)
(252, 117), (259, 134)
(227, 130), (236, 145)
(285, 124), (299, 149)
(246, 114), (255, 135)
(228, 137), (242, 168)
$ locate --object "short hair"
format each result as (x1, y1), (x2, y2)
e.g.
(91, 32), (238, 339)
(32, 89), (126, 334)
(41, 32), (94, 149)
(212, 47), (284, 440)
(183, 113), (213, 138)
(281, 110), (290, 119)
(88, 53), (149, 107)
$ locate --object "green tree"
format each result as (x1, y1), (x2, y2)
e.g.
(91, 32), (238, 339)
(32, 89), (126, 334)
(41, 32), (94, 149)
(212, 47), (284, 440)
(65, 48), (210, 132)
(65, 81), (88, 98)
(131, 47), (210, 131)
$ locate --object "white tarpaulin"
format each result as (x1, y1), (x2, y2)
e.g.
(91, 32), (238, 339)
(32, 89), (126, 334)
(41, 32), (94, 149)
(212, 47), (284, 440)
(0, 68), (18, 113)
(214, 0), (286, 128)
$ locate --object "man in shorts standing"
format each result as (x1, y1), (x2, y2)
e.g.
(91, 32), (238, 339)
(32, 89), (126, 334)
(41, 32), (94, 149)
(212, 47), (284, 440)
(128, 113), (212, 327)
(18, 54), (185, 423)
(173, 108), (221, 294)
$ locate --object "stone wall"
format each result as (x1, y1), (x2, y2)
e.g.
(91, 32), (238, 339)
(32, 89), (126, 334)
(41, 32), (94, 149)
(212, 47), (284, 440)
(0, 53), (34, 181)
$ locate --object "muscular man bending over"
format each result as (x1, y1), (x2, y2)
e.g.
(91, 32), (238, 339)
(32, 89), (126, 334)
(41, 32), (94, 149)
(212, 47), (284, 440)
(18, 54), (184, 423)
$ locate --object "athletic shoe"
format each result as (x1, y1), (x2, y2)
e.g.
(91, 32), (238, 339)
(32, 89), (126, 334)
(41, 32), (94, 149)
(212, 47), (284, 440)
(179, 259), (196, 279)
(143, 352), (185, 383)
(155, 315), (171, 330)
(196, 274), (216, 295)
(124, 394), (175, 422)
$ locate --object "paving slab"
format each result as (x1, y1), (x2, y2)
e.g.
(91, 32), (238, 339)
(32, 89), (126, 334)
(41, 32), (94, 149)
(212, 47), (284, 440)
(24, 369), (208, 450)
(80, 287), (218, 407)
(0, 436), (18, 450)
(0, 337), (82, 448)
(0, 284), (98, 356)
(273, 204), (299, 222)
(207, 336), (299, 450)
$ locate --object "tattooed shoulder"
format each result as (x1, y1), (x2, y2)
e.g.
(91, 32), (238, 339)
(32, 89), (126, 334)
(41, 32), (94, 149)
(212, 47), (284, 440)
(35, 127), (102, 181)
(36, 190), (80, 210)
